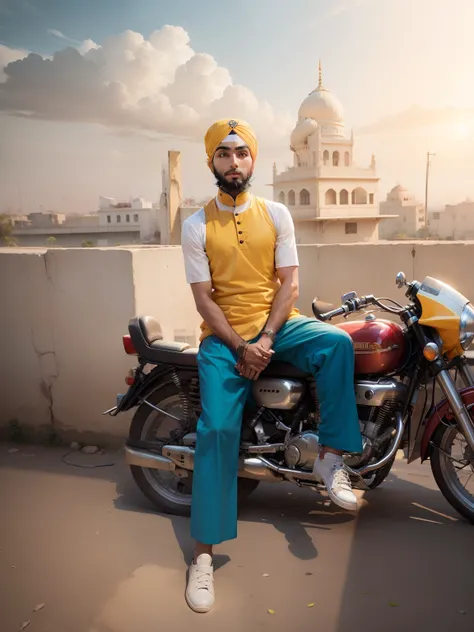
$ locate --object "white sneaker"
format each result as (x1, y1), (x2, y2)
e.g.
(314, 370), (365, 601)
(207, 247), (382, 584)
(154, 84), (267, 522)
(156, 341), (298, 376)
(313, 452), (358, 511)
(185, 553), (215, 613)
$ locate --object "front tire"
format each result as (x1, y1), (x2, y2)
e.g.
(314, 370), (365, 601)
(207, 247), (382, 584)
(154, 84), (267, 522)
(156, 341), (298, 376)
(430, 423), (474, 524)
(128, 383), (259, 517)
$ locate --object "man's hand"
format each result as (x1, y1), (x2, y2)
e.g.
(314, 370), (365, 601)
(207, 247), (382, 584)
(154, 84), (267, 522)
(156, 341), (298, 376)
(235, 340), (274, 380)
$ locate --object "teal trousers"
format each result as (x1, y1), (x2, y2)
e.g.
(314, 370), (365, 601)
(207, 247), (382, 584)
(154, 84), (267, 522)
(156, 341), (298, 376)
(191, 316), (362, 545)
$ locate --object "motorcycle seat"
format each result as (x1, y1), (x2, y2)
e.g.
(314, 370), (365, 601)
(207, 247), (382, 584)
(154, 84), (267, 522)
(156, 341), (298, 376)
(128, 316), (309, 378)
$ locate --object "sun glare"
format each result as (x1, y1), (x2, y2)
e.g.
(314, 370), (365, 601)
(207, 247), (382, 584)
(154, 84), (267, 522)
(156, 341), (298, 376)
(457, 122), (470, 137)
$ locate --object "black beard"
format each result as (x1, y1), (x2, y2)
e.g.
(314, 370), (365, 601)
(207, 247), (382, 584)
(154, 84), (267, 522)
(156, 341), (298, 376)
(213, 168), (252, 197)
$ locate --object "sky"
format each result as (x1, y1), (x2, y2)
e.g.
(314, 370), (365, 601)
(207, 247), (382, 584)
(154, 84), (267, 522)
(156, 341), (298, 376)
(1, 0), (474, 214)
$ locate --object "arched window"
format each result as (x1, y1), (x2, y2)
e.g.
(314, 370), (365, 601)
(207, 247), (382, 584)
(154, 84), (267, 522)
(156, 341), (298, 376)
(325, 189), (337, 205)
(278, 191), (285, 204)
(323, 150), (330, 165)
(333, 151), (340, 166)
(288, 190), (296, 206)
(340, 189), (349, 205)
(352, 187), (368, 204)
(300, 189), (310, 205)
(344, 151), (350, 166)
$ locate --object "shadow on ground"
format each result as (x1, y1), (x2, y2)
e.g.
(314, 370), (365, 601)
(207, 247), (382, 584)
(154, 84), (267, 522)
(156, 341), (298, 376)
(2, 443), (473, 632)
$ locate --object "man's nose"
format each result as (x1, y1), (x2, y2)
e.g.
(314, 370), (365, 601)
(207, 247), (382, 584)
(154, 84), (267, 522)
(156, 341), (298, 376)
(230, 153), (239, 168)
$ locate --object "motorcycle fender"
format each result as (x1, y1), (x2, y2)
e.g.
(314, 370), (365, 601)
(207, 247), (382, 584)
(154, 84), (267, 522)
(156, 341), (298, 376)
(117, 365), (196, 413)
(420, 386), (474, 462)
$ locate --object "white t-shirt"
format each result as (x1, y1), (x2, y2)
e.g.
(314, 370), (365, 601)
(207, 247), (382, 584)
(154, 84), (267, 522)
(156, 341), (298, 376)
(181, 195), (299, 284)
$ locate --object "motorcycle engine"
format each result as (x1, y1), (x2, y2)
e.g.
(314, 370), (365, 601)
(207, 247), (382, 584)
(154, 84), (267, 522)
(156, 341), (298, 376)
(283, 378), (407, 471)
(284, 431), (320, 470)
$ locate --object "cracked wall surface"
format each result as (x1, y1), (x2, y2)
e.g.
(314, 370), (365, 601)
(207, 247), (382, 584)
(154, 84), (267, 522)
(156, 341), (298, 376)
(0, 248), (141, 442)
(1, 250), (54, 433)
(1, 242), (474, 444)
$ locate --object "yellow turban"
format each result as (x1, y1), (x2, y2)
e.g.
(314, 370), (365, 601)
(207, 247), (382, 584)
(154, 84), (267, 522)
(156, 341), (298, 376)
(204, 119), (258, 169)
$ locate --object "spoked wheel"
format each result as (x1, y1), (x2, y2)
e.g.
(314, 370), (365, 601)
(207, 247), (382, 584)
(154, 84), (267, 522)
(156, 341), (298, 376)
(430, 423), (474, 524)
(128, 384), (259, 516)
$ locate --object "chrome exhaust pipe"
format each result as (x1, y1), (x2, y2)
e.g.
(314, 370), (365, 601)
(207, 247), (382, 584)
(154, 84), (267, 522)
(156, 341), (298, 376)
(239, 457), (281, 482)
(125, 445), (282, 483)
(125, 445), (178, 471)
(347, 412), (405, 477)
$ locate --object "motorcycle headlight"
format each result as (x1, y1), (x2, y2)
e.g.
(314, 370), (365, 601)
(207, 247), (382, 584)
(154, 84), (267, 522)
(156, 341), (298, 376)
(460, 303), (474, 350)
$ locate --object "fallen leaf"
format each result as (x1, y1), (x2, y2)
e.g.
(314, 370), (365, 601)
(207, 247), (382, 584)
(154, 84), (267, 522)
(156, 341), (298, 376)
(459, 610), (467, 615)
(307, 603), (315, 608)
(262, 573), (270, 578)
(267, 609), (275, 615)
(12, 565), (16, 569)
(33, 603), (45, 612)
(305, 572), (313, 576)
(20, 622), (30, 631)
(389, 602), (399, 608)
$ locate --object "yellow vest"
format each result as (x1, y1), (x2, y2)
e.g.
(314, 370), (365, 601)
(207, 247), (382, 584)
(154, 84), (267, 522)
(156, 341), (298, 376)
(200, 190), (299, 342)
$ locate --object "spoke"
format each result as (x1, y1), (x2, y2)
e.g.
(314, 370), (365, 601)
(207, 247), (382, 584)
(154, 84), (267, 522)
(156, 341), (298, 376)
(462, 472), (473, 490)
(454, 462), (471, 471)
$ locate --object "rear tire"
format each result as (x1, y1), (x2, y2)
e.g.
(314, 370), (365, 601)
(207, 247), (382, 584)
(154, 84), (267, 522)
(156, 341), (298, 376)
(128, 383), (259, 517)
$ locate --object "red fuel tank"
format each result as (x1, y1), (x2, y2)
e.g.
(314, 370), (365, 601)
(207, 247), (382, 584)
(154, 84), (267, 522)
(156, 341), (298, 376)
(337, 318), (407, 375)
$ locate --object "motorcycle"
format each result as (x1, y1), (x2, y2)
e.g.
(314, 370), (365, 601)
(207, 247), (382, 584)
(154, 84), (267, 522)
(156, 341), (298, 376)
(104, 271), (474, 523)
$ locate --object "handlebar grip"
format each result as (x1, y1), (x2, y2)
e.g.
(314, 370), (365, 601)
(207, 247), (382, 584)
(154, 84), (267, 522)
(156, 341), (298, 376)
(319, 305), (348, 321)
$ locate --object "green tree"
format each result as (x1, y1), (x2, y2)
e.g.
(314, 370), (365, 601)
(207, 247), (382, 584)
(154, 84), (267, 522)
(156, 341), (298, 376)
(0, 214), (14, 245)
(3, 236), (18, 247)
(46, 236), (57, 247)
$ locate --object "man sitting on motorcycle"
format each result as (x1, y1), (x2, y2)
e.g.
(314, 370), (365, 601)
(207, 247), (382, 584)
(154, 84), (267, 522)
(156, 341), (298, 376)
(181, 118), (363, 613)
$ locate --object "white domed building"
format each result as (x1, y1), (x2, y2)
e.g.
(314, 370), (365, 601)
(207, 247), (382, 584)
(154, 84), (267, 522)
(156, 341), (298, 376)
(272, 63), (393, 243)
(379, 184), (425, 239)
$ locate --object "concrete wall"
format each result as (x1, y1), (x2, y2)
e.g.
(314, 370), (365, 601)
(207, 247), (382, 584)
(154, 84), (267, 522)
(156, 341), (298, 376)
(1, 241), (474, 445)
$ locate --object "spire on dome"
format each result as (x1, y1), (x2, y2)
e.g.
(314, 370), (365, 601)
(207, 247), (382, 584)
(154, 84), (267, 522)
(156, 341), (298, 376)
(318, 59), (323, 89)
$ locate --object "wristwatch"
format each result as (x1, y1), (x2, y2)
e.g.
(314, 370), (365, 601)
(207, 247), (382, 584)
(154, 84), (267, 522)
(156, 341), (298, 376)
(262, 328), (276, 342)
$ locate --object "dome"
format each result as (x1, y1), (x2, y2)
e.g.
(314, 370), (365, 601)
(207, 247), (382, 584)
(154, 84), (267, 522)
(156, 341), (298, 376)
(297, 63), (345, 137)
(290, 118), (318, 149)
(388, 184), (413, 202)
(390, 184), (407, 194)
(298, 87), (344, 124)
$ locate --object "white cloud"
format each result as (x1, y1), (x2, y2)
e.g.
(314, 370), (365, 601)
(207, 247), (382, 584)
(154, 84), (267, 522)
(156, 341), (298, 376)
(48, 29), (72, 41)
(78, 39), (99, 55)
(0, 26), (292, 145)
(0, 43), (29, 82)
(48, 28), (99, 55)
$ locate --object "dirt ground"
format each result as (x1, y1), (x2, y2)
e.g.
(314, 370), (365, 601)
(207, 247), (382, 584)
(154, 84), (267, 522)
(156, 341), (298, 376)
(1, 443), (473, 632)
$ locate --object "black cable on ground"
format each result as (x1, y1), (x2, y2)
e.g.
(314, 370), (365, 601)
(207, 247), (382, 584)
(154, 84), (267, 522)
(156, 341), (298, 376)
(61, 450), (117, 468)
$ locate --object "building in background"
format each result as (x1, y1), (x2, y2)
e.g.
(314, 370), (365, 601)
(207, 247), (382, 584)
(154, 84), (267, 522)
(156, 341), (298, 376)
(272, 63), (394, 244)
(429, 198), (474, 240)
(7, 151), (202, 247)
(379, 184), (425, 239)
